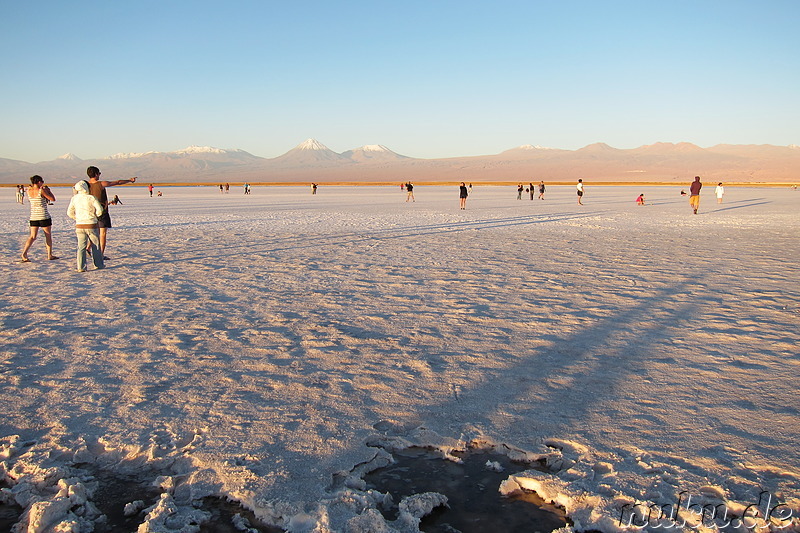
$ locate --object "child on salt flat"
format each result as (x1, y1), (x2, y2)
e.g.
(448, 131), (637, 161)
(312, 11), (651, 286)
(636, 194), (645, 205)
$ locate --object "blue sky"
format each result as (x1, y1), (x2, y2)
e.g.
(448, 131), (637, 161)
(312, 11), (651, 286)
(2, 1), (798, 162)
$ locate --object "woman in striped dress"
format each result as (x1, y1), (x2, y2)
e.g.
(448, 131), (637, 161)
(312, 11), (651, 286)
(20, 175), (58, 262)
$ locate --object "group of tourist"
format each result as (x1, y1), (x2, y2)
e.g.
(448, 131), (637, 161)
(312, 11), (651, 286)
(16, 173), (736, 270)
(448, 177), (723, 211)
(541, 176), (720, 213)
(515, 182), (547, 201)
(504, 176), (725, 212)
(15, 184), (27, 204)
(18, 166), (136, 272)
(687, 177), (725, 214)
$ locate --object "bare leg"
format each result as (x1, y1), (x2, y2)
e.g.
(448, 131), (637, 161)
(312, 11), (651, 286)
(21, 226), (38, 260)
(42, 226), (56, 259)
(99, 227), (108, 256)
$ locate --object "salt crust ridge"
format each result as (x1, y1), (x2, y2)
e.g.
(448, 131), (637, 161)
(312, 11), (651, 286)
(2, 428), (798, 533)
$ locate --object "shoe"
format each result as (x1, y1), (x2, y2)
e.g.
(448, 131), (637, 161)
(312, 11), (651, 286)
(48, 256), (60, 260)
(76, 269), (86, 273)
(103, 256), (110, 260)
(18, 258), (31, 263)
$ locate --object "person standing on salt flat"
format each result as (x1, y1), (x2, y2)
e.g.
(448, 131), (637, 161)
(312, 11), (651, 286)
(689, 176), (702, 214)
(19, 175), (59, 262)
(67, 180), (105, 272)
(577, 179), (585, 205)
(715, 182), (725, 204)
(86, 166), (136, 260)
(459, 182), (469, 210)
(538, 181), (545, 200)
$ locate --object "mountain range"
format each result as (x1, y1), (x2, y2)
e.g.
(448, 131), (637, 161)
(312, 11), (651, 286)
(2, 139), (798, 184)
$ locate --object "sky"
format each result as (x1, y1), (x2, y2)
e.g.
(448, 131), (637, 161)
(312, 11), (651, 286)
(2, 0), (798, 162)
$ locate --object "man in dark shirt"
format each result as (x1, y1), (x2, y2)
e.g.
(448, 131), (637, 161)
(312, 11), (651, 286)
(86, 166), (136, 259)
(689, 176), (702, 214)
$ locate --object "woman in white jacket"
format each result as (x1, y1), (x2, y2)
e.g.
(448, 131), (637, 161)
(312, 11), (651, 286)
(67, 180), (105, 272)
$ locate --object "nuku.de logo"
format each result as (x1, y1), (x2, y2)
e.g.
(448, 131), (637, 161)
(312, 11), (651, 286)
(617, 490), (794, 530)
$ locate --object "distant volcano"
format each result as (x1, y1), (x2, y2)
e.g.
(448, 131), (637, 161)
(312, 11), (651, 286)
(272, 139), (349, 165)
(341, 145), (409, 162)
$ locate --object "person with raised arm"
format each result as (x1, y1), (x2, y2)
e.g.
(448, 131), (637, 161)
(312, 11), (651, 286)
(86, 166), (136, 259)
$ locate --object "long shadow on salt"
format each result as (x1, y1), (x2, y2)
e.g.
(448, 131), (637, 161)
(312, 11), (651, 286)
(363, 447), (568, 533)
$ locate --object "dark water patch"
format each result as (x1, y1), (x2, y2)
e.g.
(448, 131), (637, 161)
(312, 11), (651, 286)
(0, 495), (25, 532)
(363, 447), (569, 533)
(0, 502), (24, 533)
(88, 474), (284, 533)
(198, 496), (285, 533)
(0, 478), (24, 532)
(84, 470), (161, 533)
(67, 468), (284, 533)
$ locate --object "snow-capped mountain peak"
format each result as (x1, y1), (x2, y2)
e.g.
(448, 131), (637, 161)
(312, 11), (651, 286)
(296, 139), (331, 151)
(516, 144), (554, 150)
(274, 139), (347, 163)
(341, 144), (407, 161)
(58, 153), (81, 161)
(106, 150), (158, 160)
(174, 145), (229, 155)
(104, 146), (248, 160)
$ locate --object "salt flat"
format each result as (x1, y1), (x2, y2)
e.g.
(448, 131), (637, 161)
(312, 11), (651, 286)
(1, 184), (798, 532)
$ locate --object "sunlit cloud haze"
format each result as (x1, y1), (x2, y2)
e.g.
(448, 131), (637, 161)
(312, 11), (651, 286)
(2, 0), (798, 162)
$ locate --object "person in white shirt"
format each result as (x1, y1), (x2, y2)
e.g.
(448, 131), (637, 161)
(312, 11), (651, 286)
(67, 180), (105, 272)
(715, 182), (724, 204)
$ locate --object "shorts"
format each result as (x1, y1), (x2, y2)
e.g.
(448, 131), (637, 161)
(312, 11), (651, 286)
(577, 191), (584, 197)
(97, 211), (112, 228)
(30, 218), (52, 227)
